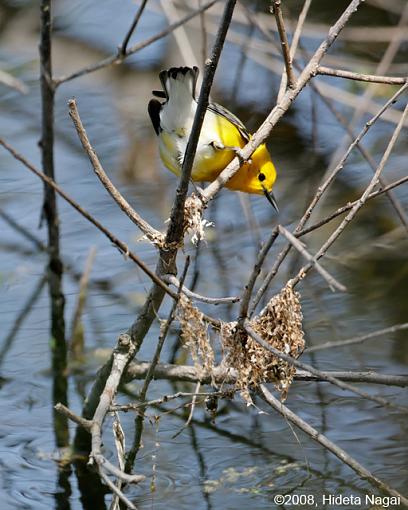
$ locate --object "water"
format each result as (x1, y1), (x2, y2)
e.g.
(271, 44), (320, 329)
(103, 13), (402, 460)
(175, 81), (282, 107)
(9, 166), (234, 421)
(0, 1), (408, 508)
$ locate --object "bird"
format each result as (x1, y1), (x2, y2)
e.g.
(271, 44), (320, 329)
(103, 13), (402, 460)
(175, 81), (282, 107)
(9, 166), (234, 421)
(148, 66), (278, 211)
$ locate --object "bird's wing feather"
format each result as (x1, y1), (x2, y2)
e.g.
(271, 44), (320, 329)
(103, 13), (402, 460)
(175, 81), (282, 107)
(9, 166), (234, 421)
(207, 102), (250, 142)
(148, 99), (162, 135)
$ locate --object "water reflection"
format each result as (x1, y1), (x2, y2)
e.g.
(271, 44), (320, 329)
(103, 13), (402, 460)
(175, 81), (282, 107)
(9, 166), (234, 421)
(1, 0), (408, 508)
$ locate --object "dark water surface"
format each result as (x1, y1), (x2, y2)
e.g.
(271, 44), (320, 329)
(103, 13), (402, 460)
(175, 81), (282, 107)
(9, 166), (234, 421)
(1, 1), (408, 509)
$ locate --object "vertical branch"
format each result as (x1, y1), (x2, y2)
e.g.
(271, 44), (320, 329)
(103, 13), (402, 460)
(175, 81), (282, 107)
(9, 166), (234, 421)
(74, 0), (237, 455)
(271, 0), (296, 90)
(39, 0), (68, 447)
(165, 0), (237, 250)
(119, 0), (149, 56)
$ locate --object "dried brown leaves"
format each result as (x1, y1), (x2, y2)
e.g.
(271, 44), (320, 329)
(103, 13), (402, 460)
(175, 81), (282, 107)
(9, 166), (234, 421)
(222, 284), (305, 402)
(177, 295), (215, 377)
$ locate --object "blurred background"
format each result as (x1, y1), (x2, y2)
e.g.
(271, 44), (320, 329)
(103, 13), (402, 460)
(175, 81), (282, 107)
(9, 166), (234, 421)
(0, 0), (407, 508)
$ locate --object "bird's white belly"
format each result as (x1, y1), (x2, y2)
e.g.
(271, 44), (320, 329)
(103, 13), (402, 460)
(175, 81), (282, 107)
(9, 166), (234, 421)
(163, 111), (222, 178)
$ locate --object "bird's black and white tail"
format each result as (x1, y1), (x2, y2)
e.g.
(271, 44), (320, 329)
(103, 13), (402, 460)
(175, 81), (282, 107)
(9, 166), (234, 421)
(148, 67), (199, 136)
(159, 66), (199, 101)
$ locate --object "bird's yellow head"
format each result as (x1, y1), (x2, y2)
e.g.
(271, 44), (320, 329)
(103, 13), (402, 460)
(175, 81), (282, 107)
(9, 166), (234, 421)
(234, 143), (277, 194)
(252, 144), (277, 192)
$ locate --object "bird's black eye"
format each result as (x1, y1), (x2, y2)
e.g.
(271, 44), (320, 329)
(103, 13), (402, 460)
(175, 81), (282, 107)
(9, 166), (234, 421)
(258, 173), (266, 182)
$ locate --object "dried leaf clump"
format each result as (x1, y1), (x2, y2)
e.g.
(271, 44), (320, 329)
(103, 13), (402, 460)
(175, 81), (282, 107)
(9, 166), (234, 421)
(183, 193), (213, 244)
(221, 283), (305, 402)
(177, 295), (215, 377)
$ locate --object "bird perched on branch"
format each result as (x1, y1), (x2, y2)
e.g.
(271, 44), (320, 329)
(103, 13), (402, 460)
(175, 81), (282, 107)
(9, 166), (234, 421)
(148, 66), (278, 211)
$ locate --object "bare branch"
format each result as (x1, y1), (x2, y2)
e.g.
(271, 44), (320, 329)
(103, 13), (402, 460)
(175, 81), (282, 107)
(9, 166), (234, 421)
(316, 65), (407, 84)
(259, 385), (408, 505)
(54, 1), (219, 86)
(68, 99), (163, 246)
(124, 361), (408, 387)
(249, 83), (408, 315)
(297, 175), (408, 237)
(164, 274), (239, 304)
(238, 227), (279, 322)
(119, 0), (149, 56)
(271, 0), (296, 89)
(277, 0), (312, 102)
(200, 0), (365, 204)
(306, 323), (408, 353)
(278, 225), (346, 292)
(293, 99), (408, 286)
(165, 0), (237, 250)
(0, 138), (177, 300)
(244, 324), (408, 412)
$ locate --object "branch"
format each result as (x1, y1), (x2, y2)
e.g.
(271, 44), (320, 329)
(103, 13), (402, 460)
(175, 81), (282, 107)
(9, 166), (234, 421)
(54, 1), (219, 86)
(293, 99), (408, 286)
(278, 225), (346, 292)
(259, 385), (408, 505)
(124, 361), (408, 387)
(271, 0), (296, 89)
(164, 274), (239, 304)
(164, 0), (237, 250)
(296, 175), (408, 237)
(316, 65), (408, 84)
(57, 336), (146, 506)
(306, 323), (408, 353)
(68, 99), (163, 246)
(119, 0), (149, 56)
(0, 138), (177, 300)
(249, 82), (408, 315)
(238, 227), (279, 322)
(125, 260), (190, 470)
(200, 0), (365, 204)
(244, 324), (408, 412)
(277, 0), (312, 102)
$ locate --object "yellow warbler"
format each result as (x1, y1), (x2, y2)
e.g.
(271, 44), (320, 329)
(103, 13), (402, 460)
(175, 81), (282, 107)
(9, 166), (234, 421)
(148, 66), (278, 211)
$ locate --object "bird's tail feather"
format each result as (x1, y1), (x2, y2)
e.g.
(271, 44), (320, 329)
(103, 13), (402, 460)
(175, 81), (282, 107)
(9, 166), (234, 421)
(159, 66), (199, 101)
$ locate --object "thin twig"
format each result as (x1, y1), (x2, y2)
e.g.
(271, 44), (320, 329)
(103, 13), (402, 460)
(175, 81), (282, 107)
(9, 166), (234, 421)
(119, 0), (149, 56)
(99, 470), (137, 510)
(200, 0), (365, 204)
(110, 391), (227, 412)
(244, 324), (408, 412)
(316, 65), (407, 84)
(277, 0), (312, 102)
(54, 1), (218, 86)
(0, 138), (178, 300)
(172, 381), (201, 438)
(164, 274), (239, 304)
(278, 225), (346, 292)
(125, 260), (191, 471)
(293, 99), (408, 286)
(306, 323), (408, 353)
(297, 175), (408, 237)
(68, 100), (163, 245)
(249, 83), (408, 315)
(56, 336), (146, 502)
(165, 0), (237, 250)
(271, 0), (296, 90)
(259, 385), (408, 505)
(238, 227), (280, 322)
(73, 0), (235, 456)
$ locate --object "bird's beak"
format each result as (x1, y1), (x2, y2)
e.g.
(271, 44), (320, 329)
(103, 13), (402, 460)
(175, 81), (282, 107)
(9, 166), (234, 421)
(262, 186), (279, 213)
